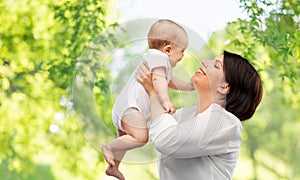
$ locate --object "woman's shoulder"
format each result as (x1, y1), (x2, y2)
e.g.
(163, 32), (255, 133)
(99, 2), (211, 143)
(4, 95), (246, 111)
(209, 103), (242, 128)
(174, 104), (242, 127)
(195, 103), (242, 128)
(173, 106), (197, 123)
(177, 106), (198, 115)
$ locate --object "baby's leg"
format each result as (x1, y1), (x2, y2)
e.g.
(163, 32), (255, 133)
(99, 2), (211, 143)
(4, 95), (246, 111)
(102, 109), (148, 178)
(121, 109), (148, 147)
(105, 129), (126, 180)
(104, 109), (148, 152)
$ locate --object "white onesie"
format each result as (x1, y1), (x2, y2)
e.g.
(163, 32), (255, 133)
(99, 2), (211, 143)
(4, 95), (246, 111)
(112, 49), (173, 131)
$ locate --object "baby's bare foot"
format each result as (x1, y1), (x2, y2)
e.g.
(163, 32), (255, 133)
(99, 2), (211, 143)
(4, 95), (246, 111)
(101, 144), (115, 166)
(106, 166), (125, 180)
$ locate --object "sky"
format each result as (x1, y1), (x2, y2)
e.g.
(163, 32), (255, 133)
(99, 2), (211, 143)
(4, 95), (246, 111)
(116, 0), (247, 40)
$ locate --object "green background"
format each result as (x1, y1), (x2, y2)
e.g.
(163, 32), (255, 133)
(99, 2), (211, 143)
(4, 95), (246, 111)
(0, 0), (299, 179)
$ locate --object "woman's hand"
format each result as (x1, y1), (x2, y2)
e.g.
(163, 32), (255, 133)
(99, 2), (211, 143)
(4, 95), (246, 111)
(135, 62), (157, 96)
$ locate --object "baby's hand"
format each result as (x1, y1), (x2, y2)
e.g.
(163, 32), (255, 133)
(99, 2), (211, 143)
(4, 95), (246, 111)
(162, 101), (176, 114)
(187, 81), (195, 91)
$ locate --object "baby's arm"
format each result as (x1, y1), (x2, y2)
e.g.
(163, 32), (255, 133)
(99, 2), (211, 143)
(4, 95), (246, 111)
(169, 77), (195, 91)
(152, 67), (176, 114)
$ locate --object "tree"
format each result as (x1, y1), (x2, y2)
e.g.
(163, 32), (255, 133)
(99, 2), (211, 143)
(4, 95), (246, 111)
(0, 0), (117, 178)
(239, 0), (300, 85)
(236, 0), (300, 178)
(206, 0), (300, 179)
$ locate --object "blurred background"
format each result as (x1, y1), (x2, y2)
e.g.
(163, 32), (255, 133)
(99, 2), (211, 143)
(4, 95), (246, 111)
(0, 0), (299, 179)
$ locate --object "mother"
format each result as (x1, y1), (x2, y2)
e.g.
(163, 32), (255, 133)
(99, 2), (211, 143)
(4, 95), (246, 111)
(136, 51), (263, 180)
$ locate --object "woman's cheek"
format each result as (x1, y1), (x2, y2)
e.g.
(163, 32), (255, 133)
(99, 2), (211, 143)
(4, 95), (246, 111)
(191, 75), (202, 90)
(193, 75), (212, 91)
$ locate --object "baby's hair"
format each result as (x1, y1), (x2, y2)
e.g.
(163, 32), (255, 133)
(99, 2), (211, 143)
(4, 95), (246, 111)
(148, 19), (187, 50)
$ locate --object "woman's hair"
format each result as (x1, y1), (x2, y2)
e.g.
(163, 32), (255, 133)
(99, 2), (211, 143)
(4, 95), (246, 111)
(148, 19), (187, 49)
(223, 51), (263, 121)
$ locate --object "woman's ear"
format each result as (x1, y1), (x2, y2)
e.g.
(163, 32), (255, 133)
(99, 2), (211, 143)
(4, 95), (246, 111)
(162, 45), (172, 55)
(217, 82), (230, 95)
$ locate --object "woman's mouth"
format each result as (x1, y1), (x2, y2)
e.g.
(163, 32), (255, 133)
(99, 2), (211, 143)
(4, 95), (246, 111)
(196, 67), (206, 75)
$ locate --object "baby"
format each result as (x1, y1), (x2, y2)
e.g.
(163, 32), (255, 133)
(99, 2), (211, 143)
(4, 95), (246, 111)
(102, 19), (194, 180)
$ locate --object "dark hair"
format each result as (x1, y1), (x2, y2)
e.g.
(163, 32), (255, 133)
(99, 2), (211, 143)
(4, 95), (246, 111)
(223, 51), (263, 121)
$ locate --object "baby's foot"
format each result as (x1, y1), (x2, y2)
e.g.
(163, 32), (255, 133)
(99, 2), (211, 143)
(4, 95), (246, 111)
(101, 144), (115, 166)
(106, 165), (125, 180)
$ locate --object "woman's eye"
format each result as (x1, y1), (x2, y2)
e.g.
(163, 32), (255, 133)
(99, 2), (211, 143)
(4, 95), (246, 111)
(214, 64), (219, 69)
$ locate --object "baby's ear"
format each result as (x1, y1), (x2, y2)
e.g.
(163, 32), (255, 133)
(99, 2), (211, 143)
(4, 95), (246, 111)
(162, 45), (172, 55)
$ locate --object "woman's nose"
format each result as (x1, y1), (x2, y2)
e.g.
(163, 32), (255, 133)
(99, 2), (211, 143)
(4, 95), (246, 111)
(202, 60), (208, 68)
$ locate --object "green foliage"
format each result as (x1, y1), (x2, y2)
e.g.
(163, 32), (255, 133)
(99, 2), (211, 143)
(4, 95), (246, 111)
(207, 0), (300, 179)
(0, 0), (117, 179)
(238, 0), (300, 84)
(234, 0), (300, 179)
(1, 0), (299, 179)
(48, 0), (117, 89)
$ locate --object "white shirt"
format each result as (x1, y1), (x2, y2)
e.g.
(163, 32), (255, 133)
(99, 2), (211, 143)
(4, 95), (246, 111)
(143, 49), (173, 81)
(112, 49), (172, 131)
(148, 103), (242, 180)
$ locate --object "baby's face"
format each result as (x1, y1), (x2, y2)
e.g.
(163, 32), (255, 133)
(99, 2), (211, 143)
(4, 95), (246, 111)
(169, 44), (186, 67)
(168, 33), (188, 67)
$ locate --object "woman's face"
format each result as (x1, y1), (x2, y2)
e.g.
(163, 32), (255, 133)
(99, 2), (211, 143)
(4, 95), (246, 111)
(192, 55), (228, 94)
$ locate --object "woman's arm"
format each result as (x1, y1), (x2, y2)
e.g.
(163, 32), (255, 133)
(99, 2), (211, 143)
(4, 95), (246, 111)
(148, 111), (242, 158)
(136, 63), (241, 158)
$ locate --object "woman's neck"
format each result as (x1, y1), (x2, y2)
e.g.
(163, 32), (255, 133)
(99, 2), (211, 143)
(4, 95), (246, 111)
(197, 93), (212, 114)
(197, 92), (224, 114)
